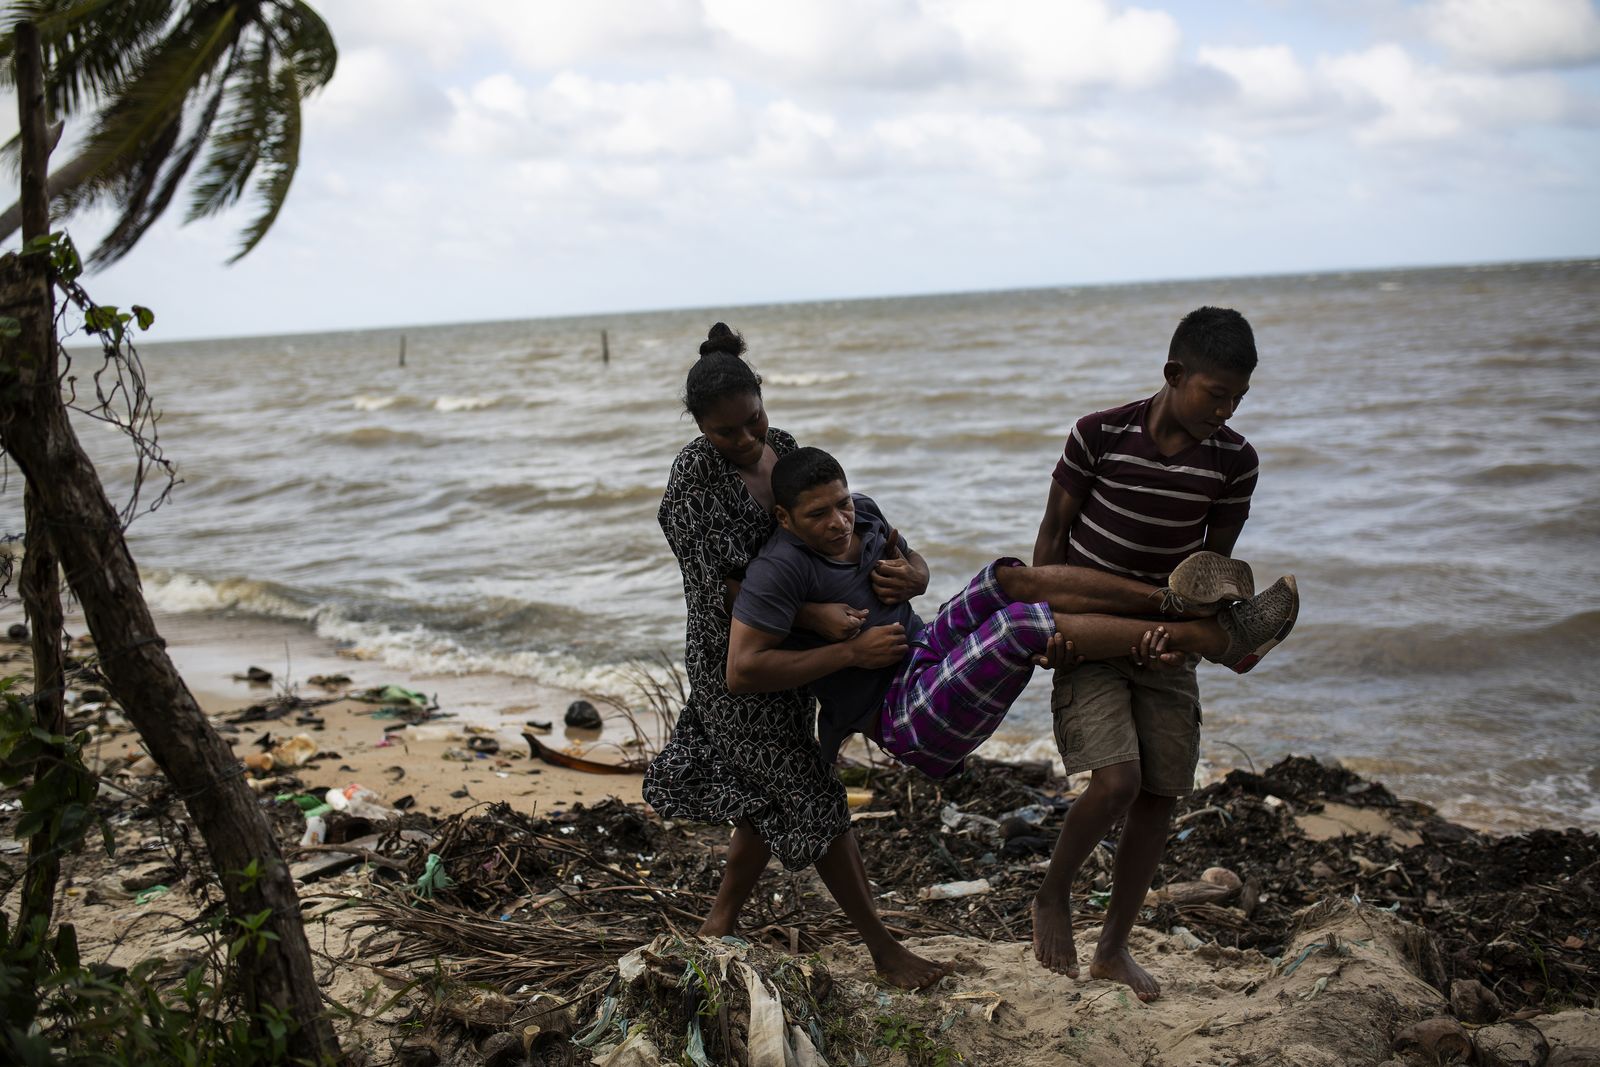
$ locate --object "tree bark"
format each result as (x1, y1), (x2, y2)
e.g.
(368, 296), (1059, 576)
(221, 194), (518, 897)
(0, 23), (340, 1065)
(17, 487), (66, 936)
(13, 20), (68, 941)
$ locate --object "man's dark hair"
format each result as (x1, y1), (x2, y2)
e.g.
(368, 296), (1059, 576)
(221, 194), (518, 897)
(684, 322), (762, 419)
(772, 447), (847, 511)
(1168, 307), (1257, 376)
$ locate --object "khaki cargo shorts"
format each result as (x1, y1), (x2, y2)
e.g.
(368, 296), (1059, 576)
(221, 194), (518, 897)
(1050, 656), (1202, 797)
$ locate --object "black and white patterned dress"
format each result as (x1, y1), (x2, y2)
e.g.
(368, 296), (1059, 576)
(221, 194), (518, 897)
(642, 429), (848, 870)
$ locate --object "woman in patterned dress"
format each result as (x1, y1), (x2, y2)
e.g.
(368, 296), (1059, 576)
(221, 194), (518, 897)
(643, 323), (949, 988)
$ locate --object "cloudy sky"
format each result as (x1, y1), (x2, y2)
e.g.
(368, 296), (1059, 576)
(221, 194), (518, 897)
(11, 0), (1600, 339)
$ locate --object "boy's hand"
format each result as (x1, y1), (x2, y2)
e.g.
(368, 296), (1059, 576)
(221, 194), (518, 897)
(871, 528), (928, 604)
(797, 602), (869, 642)
(1034, 633), (1083, 671)
(1131, 627), (1184, 671)
(848, 623), (908, 668)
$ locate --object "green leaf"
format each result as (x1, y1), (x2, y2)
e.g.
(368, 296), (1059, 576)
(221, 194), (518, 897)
(131, 304), (154, 329)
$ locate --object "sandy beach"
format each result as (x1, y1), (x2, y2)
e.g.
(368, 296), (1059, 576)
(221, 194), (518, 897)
(3, 605), (1599, 1066)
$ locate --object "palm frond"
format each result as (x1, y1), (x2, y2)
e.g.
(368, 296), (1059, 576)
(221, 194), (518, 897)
(63, 3), (240, 218)
(268, 0), (336, 92)
(1, 0), (176, 114)
(86, 57), (229, 266)
(228, 54), (301, 262)
(183, 32), (270, 222)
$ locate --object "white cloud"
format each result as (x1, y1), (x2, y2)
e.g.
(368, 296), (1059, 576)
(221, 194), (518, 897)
(307, 47), (451, 134)
(703, 0), (960, 86)
(1422, 0), (1600, 71)
(869, 111), (1046, 177)
(931, 0), (1183, 100)
(1197, 44), (1315, 114)
(442, 73), (749, 161)
(1321, 43), (1579, 143)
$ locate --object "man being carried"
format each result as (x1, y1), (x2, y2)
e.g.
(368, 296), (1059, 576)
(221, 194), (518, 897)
(727, 444), (1297, 802)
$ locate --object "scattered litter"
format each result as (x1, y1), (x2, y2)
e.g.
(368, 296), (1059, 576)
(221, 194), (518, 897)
(232, 666), (273, 684)
(919, 878), (993, 901)
(564, 700), (602, 730)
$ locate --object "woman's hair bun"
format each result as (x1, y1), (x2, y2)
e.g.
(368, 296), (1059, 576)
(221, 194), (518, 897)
(699, 322), (747, 359)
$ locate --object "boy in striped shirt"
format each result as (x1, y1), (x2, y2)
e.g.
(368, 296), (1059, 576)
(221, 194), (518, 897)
(1030, 306), (1275, 1000)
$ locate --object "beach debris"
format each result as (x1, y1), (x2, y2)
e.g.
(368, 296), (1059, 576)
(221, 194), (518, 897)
(526, 718), (552, 731)
(565, 699), (603, 730)
(940, 802), (1000, 839)
(306, 673), (351, 688)
(299, 814), (327, 847)
(413, 853), (454, 899)
(441, 747), (475, 761)
(845, 788), (875, 808)
(949, 989), (1006, 1022)
(354, 683), (431, 706)
(919, 878), (993, 901)
(466, 736), (500, 755)
(6, 623), (27, 641)
(1473, 1022), (1551, 1067)
(1394, 1017), (1473, 1064)
(241, 751), (274, 774)
(268, 733), (318, 768)
(324, 783), (398, 820)
(233, 665), (273, 684)
(478, 1031), (522, 1067)
(522, 730), (645, 775)
(1450, 977), (1504, 1023)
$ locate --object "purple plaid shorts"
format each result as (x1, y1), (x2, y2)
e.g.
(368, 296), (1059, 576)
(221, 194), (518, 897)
(877, 558), (1054, 779)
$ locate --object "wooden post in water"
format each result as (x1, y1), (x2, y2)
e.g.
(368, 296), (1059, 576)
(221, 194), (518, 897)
(399, 333), (407, 367)
(601, 328), (610, 364)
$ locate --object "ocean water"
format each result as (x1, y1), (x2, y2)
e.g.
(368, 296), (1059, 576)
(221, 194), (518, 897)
(18, 260), (1600, 832)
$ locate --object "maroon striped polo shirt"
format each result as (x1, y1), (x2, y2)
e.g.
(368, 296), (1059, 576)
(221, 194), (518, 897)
(1051, 396), (1258, 582)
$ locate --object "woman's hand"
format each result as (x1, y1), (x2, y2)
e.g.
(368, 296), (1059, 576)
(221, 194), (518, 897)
(796, 601), (869, 642)
(848, 623), (909, 669)
(871, 528), (929, 605)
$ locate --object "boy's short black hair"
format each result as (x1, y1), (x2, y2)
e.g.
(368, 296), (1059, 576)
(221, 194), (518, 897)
(772, 447), (847, 511)
(1169, 307), (1257, 377)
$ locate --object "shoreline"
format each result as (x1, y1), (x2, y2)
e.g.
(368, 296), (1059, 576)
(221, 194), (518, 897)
(4, 602), (1585, 838)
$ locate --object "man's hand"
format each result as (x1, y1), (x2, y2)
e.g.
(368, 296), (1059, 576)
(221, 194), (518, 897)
(796, 602), (869, 642)
(1130, 626), (1184, 670)
(848, 623), (908, 668)
(871, 528), (928, 605)
(1034, 632), (1084, 671)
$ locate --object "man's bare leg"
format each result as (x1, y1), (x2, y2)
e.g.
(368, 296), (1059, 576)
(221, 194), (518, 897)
(700, 819), (769, 937)
(1088, 789), (1177, 1001)
(815, 829), (951, 989)
(1032, 761), (1141, 976)
(1049, 613), (1227, 663)
(997, 564), (1170, 616)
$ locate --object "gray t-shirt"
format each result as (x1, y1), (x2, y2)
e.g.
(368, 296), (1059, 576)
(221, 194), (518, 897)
(733, 494), (925, 763)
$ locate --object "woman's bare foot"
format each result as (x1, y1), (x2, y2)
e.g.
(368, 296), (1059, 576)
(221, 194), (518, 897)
(1031, 896), (1079, 977)
(1089, 946), (1160, 1001)
(872, 942), (951, 990)
(697, 916), (735, 938)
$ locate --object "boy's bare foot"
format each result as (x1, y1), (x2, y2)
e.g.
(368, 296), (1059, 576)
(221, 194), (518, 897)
(872, 942), (951, 990)
(1031, 896), (1079, 977)
(697, 916), (734, 938)
(1089, 947), (1160, 1001)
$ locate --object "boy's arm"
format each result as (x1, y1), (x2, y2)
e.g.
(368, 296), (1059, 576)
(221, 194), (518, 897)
(726, 620), (908, 694)
(1032, 480), (1085, 566)
(1203, 522), (1245, 557)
